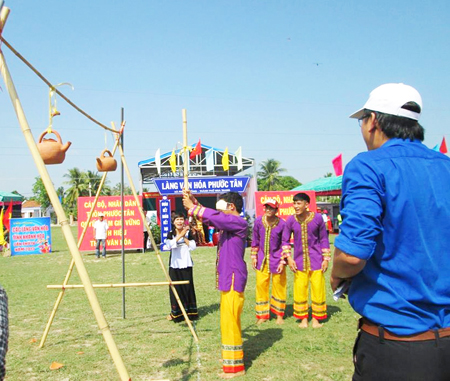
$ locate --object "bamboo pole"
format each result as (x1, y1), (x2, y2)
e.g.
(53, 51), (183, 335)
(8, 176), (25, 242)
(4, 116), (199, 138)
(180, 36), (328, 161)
(39, 137), (121, 348)
(112, 122), (199, 342)
(47, 281), (190, 289)
(182, 109), (189, 188)
(0, 11), (130, 381)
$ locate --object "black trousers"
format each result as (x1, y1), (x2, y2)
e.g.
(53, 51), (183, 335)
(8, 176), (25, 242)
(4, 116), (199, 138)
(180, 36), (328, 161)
(353, 330), (450, 381)
(168, 267), (198, 322)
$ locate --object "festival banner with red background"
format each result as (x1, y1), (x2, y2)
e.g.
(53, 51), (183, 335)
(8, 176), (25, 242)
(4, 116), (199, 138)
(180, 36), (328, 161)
(77, 196), (143, 252)
(255, 190), (317, 218)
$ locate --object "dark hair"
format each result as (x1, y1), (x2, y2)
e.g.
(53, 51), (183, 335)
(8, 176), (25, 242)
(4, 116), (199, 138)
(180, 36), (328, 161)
(366, 102), (425, 141)
(293, 192), (310, 203)
(172, 211), (186, 220)
(219, 192), (243, 213)
(168, 211), (193, 240)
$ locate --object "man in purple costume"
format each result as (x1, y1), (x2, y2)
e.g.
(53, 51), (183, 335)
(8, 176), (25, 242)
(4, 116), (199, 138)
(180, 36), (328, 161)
(183, 190), (247, 379)
(282, 193), (330, 328)
(251, 199), (287, 324)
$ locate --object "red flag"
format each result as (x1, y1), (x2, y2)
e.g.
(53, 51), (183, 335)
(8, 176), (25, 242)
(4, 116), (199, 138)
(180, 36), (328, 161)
(440, 137), (448, 154)
(2, 202), (13, 231)
(332, 154), (343, 176)
(190, 139), (202, 159)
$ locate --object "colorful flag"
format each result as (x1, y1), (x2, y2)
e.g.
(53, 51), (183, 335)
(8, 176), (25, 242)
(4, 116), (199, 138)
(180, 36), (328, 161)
(190, 139), (202, 159)
(433, 144), (440, 152)
(0, 208), (7, 246)
(169, 149), (177, 173)
(2, 202), (12, 231)
(222, 147), (229, 171)
(235, 146), (243, 171)
(332, 154), (343, 176)
(155, 148), (161, 175)
(205, 149), (214, 172)
(440, 137), (448, 154)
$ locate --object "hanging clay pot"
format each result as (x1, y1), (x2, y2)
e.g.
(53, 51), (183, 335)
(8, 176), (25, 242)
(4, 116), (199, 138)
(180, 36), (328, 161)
(96, 149), (117, 172)
(37, 129), (72, 165)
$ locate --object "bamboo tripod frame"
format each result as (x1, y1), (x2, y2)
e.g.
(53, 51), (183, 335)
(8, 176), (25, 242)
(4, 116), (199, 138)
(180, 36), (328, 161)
(0, 8), (130, 381)
(39, 120), (199, 348)
(0, 7), (197, 380)
(47, 281), (190, 289)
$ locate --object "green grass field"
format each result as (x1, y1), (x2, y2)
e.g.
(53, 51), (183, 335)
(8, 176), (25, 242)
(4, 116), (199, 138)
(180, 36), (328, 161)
(0, 227), (358, 380)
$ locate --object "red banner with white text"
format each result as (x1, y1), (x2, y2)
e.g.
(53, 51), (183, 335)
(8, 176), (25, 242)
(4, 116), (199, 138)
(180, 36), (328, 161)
(254, 191), (317, 218)
(77, 196), (143, 252)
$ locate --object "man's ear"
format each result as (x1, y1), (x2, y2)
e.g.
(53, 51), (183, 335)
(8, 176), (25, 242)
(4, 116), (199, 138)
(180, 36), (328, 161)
(228, 203), (236, 211)
(367, 112), (378, 133)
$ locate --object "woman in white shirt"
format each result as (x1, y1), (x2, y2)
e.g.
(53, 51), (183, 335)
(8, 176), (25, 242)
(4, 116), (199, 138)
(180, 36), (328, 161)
(165, 212), (198, 322)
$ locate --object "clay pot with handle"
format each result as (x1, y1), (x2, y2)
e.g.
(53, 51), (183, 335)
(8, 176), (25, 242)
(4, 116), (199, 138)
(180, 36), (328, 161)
(96, 149), (117, 172)
(37, 129), (71, 165)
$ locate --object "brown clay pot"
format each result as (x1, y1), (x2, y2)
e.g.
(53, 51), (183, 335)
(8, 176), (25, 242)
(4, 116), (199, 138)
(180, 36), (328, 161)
(37, 129), (71, 165)
(96, 149), (117, 172)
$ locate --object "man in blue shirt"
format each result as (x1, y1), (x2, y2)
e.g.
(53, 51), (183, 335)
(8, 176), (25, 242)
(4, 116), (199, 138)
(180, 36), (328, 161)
(331, 83), (450, 380)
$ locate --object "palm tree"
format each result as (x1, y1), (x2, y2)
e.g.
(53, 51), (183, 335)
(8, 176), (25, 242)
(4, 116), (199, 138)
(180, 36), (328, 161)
(83, 170), (111, 196)
(257, 159), (286, 191)
(63, 168), (86, 212)
(64, 168), (111, 216)
(111, 182), (133, 195)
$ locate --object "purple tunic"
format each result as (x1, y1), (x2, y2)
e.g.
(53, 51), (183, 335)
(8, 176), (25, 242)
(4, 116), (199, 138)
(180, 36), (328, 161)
(251, 216), (286, 273)
(282, 213), (329, 271)
(188, 205), (248, 293)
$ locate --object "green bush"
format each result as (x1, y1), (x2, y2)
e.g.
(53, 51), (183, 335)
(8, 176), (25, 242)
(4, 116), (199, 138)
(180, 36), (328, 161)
(150, 223), (161, 244)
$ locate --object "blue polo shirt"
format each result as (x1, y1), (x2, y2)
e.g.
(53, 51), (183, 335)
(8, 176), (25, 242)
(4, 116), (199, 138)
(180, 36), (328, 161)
(335, 138), (450, 335)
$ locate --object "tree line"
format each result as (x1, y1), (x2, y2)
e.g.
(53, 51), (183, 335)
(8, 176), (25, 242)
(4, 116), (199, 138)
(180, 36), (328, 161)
(31, 168), (135, 217)
(30, 159), (301, 218)
(256, 158), (301, 191)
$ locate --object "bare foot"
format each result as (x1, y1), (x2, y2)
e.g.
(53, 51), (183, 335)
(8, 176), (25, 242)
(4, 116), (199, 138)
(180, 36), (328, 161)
(166, 314), (173, 321)
(298, 318), (308, 328)
(276, 316), (284, 325)
(218, 370), (246, 379)
(312, 318), (323, 328)
(256, 318), (269, 325)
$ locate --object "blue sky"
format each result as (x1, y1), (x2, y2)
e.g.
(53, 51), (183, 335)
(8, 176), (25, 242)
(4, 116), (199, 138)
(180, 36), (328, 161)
(1, 0), (449, 198)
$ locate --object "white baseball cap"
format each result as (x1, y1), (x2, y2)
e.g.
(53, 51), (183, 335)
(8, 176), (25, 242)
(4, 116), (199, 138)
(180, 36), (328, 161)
(349, 83), (422, 121)
(216, 199), (228, 211)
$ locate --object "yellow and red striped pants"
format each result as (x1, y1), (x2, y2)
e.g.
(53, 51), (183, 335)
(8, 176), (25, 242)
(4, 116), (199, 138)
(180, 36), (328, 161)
(220, 282), (245, 373)
(293, 269), (327, 320)
(255, 263), (287, 319)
